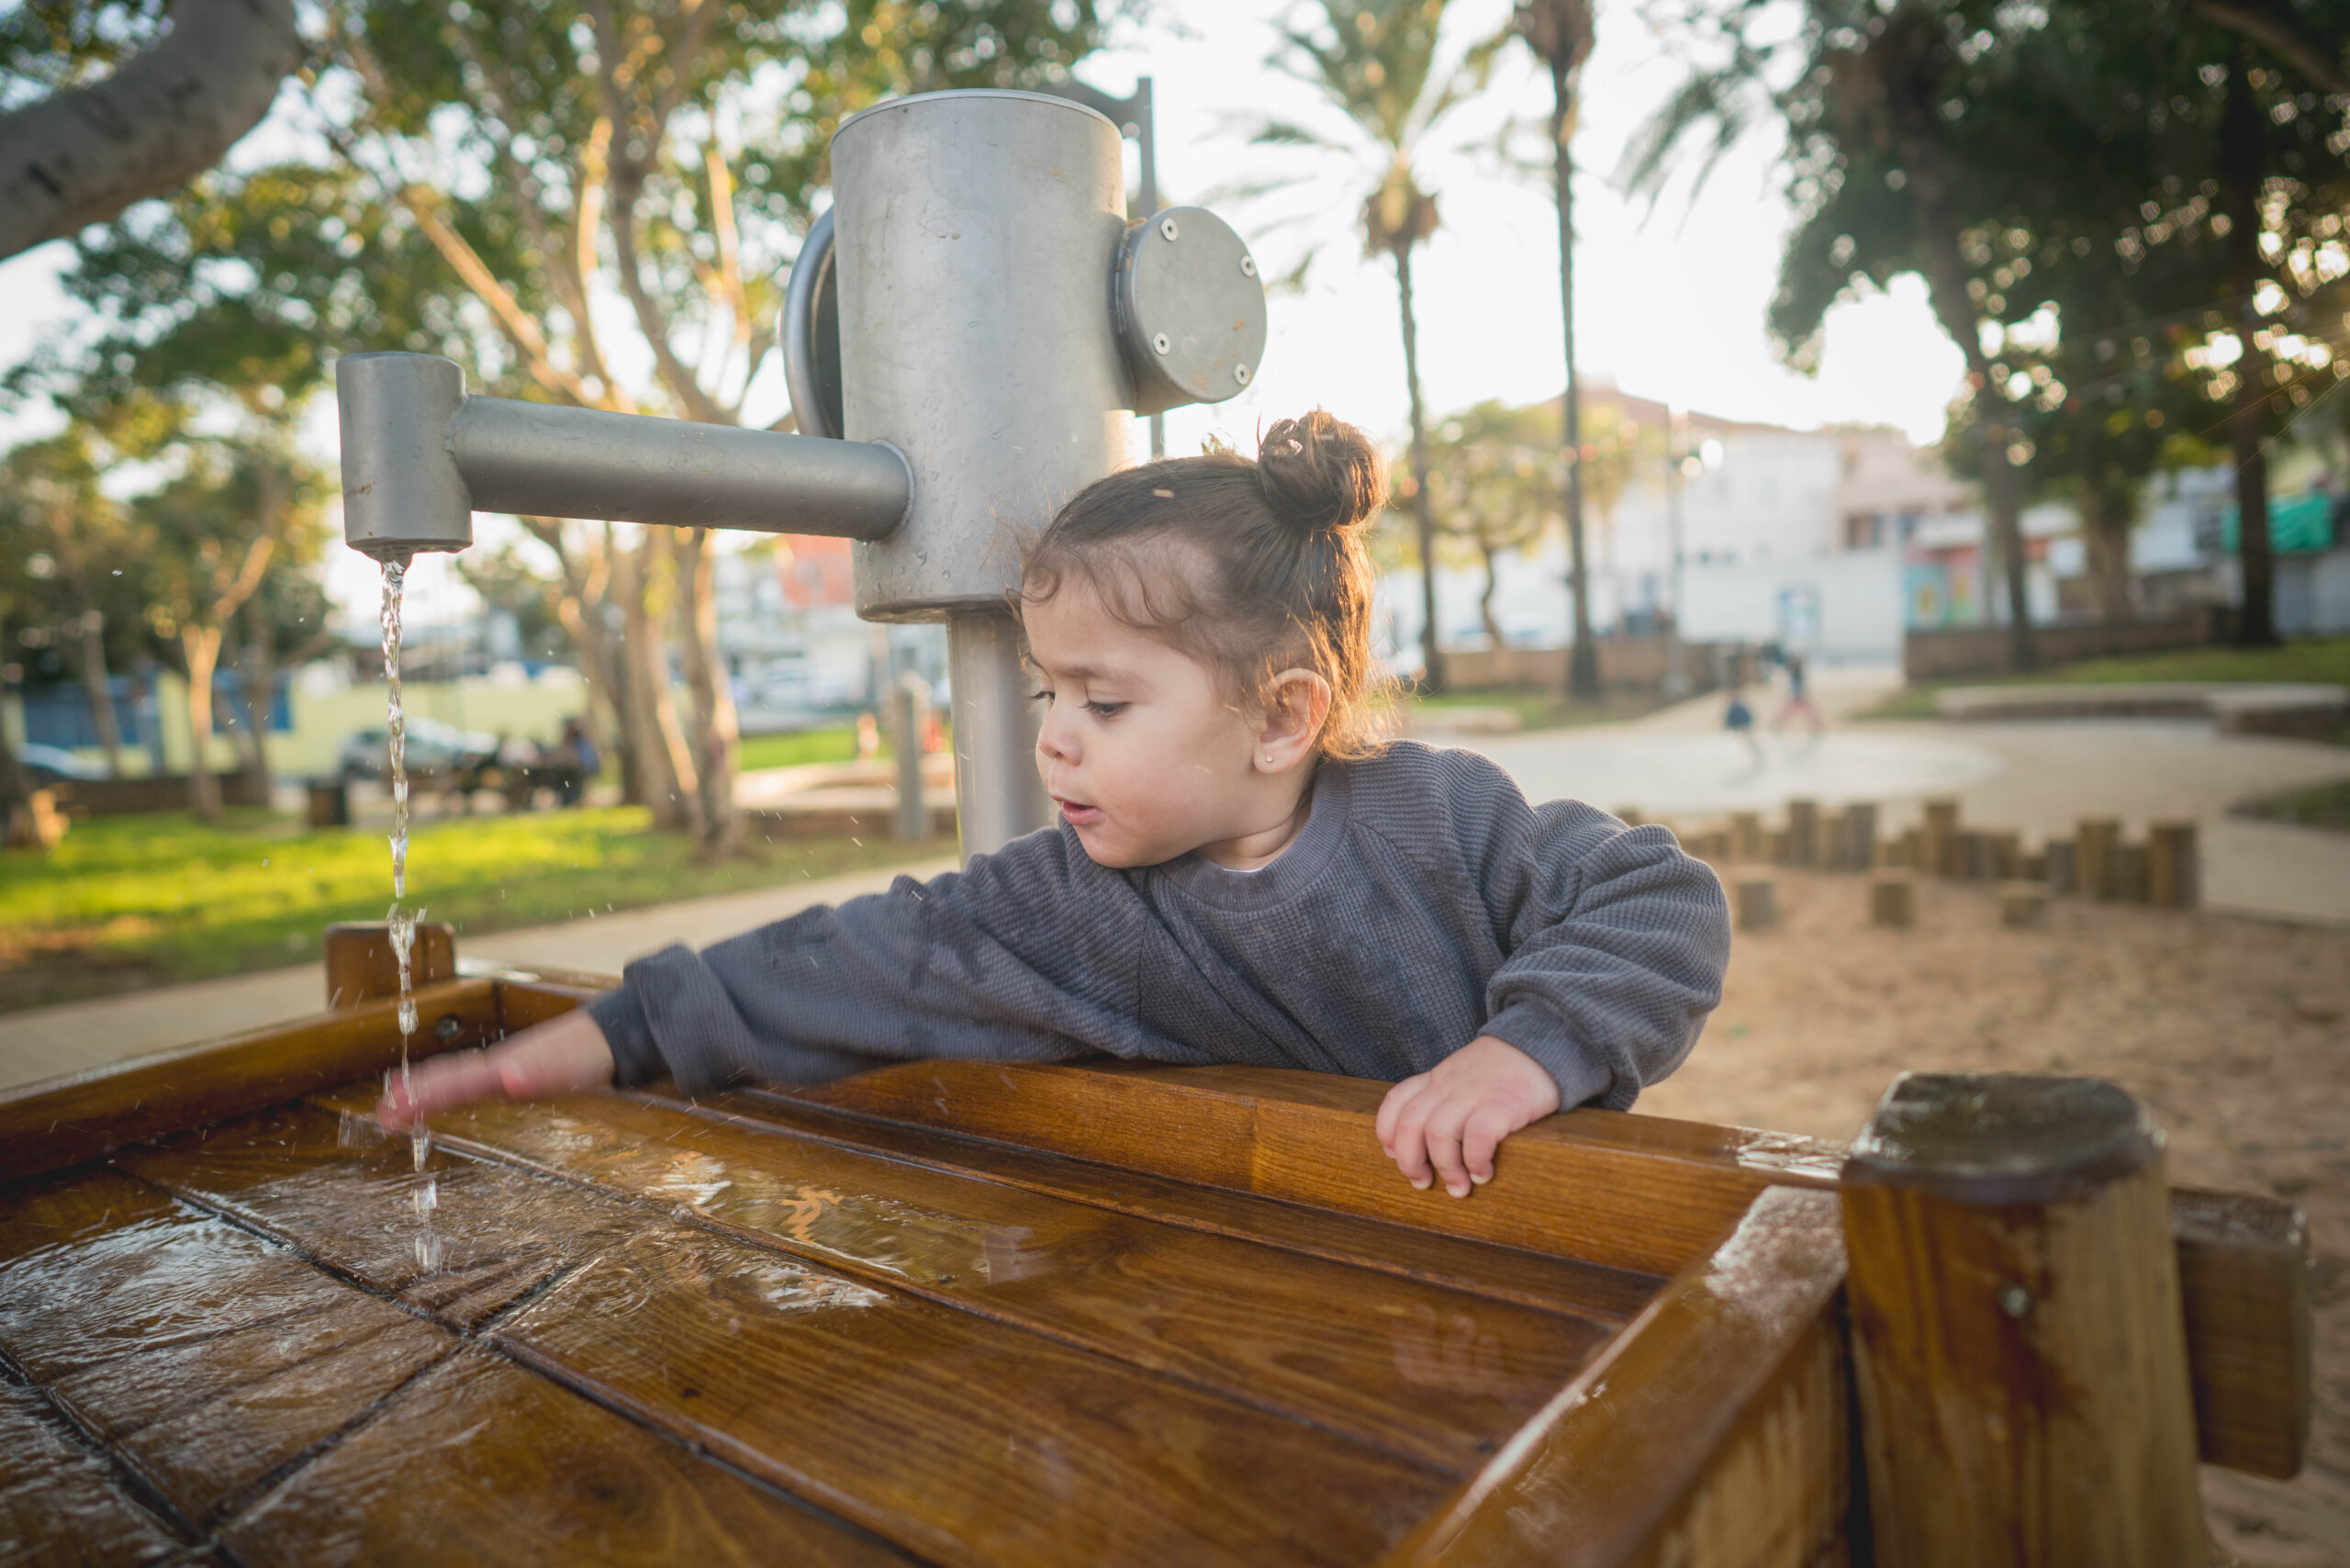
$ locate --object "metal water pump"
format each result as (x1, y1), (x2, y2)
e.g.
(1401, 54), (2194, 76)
(337, 89), (1267, 857)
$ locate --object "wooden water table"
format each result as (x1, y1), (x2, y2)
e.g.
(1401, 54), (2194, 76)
(0, 927), (2311, 1566)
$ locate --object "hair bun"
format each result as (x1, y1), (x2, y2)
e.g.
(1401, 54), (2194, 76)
(1255, 411), (1385, 537)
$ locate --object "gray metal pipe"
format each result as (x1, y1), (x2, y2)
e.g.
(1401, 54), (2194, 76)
(946, 611), (1052, 861)
(450, 397), (909, 540)
(336, 351), (910, 557)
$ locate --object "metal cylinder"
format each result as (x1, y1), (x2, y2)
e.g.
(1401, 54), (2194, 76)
(947, 612), (1052, 860)
(830, 91), (1132, 621)
(337, 352), (472, 559)
(449, 398), (908, 539)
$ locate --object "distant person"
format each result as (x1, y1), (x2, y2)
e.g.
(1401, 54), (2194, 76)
(1723, 687), (1763, 766)
(552, 717), (599, 808)
(856, 711), (882, 760)
(1771, 653), (1824, 739)
(377, 412), (1730, 1201)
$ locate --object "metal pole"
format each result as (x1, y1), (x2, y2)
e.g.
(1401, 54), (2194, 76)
(947, 612), (1052, 858)
(831, 92), (1131, 858)
(891, 669), (931, 842)
(1138, 76), (1165, 463)
(1662, 409), (1691, 699)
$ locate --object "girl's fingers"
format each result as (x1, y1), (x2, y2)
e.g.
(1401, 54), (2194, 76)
(1375, 1073), (1427, 1151)
(1388, 1098), (1435, 1188)
(379, 1049), (505, 1129)
(1461, 1105), (1516, 1184)
(1421, 1098), (1473, 1197)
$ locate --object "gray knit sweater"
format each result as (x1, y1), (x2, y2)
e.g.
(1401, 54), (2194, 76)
(587, 740), (1730, 1110)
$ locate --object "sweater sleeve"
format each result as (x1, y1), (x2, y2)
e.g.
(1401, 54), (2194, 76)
(582, 825), (1187, 1094)
(1401, 748), (1730, 1111)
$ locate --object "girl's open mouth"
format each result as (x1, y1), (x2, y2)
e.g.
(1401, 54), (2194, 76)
(1055, 798), (1104, 828)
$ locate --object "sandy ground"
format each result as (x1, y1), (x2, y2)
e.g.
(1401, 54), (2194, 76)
(1638, 867), (2349, 1566)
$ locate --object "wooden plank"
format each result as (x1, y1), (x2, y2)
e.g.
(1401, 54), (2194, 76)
(1375, 1186), (1850, 1568)
(492, 1218), (1453, 1568)
(369, 1089), (1613, 1473)
(1625, 1313), (1852, 1568)
(218, 1348), (913, 1568)
(0, 1383), (192, 1567)
(719, 1087), (1660, 1323)
(792, 1060), (1845, 1277)
(115, 1104), (645, 1331)
(0, 979), (501, 1185)
(50, 1293), (453, 1529)
(0, 1168), (359, 1383)
(2171, 1185), (2311, 1479)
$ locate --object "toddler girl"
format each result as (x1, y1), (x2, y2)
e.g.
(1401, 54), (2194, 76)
(382, 413), (1731, 1198)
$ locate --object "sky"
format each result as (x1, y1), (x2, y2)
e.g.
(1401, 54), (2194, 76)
(0, 0), (1969, 629)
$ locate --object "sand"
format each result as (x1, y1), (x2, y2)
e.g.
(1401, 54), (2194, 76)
(1635, 868), (2348, 1565)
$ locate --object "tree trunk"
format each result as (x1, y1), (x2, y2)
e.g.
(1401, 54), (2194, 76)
(677, 529), (742, 856)
(1393, 241), (1445, 693)
(72, 613), (126, 778)
(1478, 538), (1506, 647)
(0, 0), (302, 263)
(2221, 54), (2277, 645)
(1880, 8), (2035, 670)
(0, 613), (30, 831)
(1551, 59), (1600, 700)
(235, 626), (278, 799)
(2080, 481), (2138, 626)
(617, 532), (699, 834)
(180, 626), (225, 822)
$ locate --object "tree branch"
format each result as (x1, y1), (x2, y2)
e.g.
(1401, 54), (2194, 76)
(2195, 1), (2350, 95)
(0, 0), (303, 263)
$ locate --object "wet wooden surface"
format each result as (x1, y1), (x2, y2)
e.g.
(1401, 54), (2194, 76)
(1, 1053), (1667, 1565)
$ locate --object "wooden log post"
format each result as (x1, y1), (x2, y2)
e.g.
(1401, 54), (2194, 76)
(324, 921), (458, 1010)
(1843, 801), (1880, 870)
(1841, 1073), (2207, 1567)
(1734, 878), (1777, 933)
(2148, 823), (2199, 910)
(1922, 798), (1961, 877)
(1990, 831), (2022, 881)
(1784, 799), (1820, 867)
(2114, 841), (2150, 903)
(1955, 829), (1988, 880)
(1870, 873), (1917, 930)
(2045, 838), (2077, 896)
(1820, 807), (1849, 869)
(1899, 826), (1925, 870)
(2077, 818), (2121, 901)
(1730, 810), (1763, 860)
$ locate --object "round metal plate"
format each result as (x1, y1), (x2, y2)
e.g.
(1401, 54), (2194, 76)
(1115, 207), (1268, 417)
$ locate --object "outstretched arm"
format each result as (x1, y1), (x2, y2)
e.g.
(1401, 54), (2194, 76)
(377, 1009), (616, 1130)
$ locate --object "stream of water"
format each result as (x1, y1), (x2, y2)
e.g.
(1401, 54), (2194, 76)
(379, 558), (441, 1270)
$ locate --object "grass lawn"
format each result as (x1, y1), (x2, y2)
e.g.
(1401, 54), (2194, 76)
(1406, 686), (1675, 733)
(0, 806), (946, 1014)
(2235, 778), (2350, 833)
(1863, 635), (2350, 721)
(736, 724), (865, 771)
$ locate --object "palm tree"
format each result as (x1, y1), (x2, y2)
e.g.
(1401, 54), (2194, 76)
(1509, 0), (1601, 699)
(1248, 0), (1503, 692)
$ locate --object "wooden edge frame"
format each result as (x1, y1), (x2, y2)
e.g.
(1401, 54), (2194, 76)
(0, 976), (591, 1185)
(2172, 1186), (2313, 1478)
(1374, 1186), (1852, 1568)
(792, 1059), (1846, 1278)
(0, 982), (2310, 1481)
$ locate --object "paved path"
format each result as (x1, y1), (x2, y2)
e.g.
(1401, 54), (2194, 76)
(0, 856), (955, 1093)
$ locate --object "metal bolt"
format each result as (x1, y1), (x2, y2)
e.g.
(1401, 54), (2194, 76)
(1997, 1282), (2031, 1318)
(1159, 217), (1180, 242)
(1234, 364), (1250, 386)
(1152, 332), (1170, 355)
(432, 1014), (464, 1043)
(1240, 255), (1257, 277)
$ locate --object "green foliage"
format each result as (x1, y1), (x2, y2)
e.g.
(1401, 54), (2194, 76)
(0, 0), (172, 110)
(0, 806), (946, 1010)
(736, 726), (867, 770)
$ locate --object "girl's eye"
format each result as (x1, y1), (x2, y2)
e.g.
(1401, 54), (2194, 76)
(1029, 689), (1055, 705)
(1084, 700), (1126, 719)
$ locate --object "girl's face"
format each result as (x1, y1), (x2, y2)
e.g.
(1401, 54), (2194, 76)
(1024, 575), (1320, 870)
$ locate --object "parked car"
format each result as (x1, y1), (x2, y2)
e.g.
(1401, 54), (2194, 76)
(15, 744), (107, 789)
(335, 718), (500, 782)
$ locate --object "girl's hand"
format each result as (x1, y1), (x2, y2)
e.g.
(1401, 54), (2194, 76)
(1375, 1036), (1562, 1198)
(377, 1009), (617, 1131)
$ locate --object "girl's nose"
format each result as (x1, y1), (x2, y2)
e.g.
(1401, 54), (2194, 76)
(1035, 708), (1077, 767)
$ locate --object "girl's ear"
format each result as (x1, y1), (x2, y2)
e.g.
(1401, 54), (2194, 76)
(1255, 669), (1333, 772)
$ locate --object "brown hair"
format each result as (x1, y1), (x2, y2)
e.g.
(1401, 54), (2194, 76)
(1019, 410), (1391, 760)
